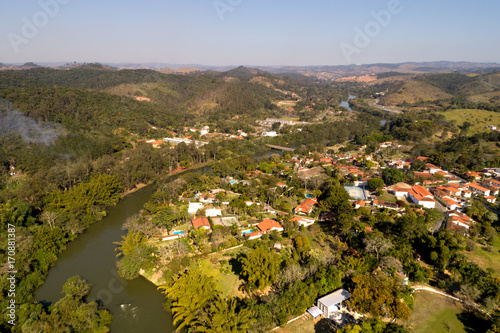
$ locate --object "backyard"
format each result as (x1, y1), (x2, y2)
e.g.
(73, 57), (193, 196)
(408, 290), (486, 333)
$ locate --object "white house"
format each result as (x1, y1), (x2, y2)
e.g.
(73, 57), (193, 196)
(188, 202), (204, 215)
(467, 183), (491, 197)
(317, 289), (351, 318)
(290, 216), (315, 227)
(205, 208), (222, 217)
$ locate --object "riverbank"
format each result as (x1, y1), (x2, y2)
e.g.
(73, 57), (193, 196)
(121, 182), (148, 197)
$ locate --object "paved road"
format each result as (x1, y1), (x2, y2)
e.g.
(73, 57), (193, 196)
(368, 99), (403, 114)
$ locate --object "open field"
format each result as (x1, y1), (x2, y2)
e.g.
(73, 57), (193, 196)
(378, 191), (397, 202)
(276, 100), (298, 107)
(439, 109), (500, 134)
(195, 249), (245, 298)
(408, 290), (485, 333)
(463, 236), (500, 277)
(380, 80), (451, 106)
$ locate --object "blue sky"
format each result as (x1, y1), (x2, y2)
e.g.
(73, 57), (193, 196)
(0, 0), (499, 66)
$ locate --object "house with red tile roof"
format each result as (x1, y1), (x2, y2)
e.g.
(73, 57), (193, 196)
(388, 184), (412, 197)
(354, 200), (366, 209)
(426, 163), (441, 174)
(257, 219), (284, 233)
(372, 200), (399, 210)
(485, 179), (500, 187)
(408, 185), (436, 209)
(294, 198), (318, 215)
(435, 185), (461, 197)
(191, 216), (211, 231)
(447, 211), (473, 235)
(441, 197), (461, 211)
(290, 216), (315, 227)
(480, 183), (499, 196)
(485, 196), (497, 203)
(466, 172), (482, 180)
(466, 183), (491, 196)
(245, 231), (264, 240)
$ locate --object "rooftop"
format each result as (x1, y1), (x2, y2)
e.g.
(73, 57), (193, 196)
(318, 289), (351, 308)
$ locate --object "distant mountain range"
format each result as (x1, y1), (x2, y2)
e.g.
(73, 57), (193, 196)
(1, 61), (499, 80)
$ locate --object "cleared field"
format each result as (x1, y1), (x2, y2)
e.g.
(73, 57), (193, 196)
(380, 80), (451, 105)
(463, 236), (500, 277)
(408, 290), (484, 333)
(276, 100), (298, 107)
(377, 191), (398, 202)
(439, 109), (500, 134)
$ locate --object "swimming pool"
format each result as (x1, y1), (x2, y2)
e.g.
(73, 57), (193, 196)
(305, 194), (314, 198)
(343, 186), (367, 200)
(173, 231), (186, 235)
(241, 229), (253, 235)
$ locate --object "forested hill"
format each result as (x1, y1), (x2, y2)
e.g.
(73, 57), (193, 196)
(0, 65), (287, 133)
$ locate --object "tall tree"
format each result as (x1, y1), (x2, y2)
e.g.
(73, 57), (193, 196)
(239, 244), (282, 291)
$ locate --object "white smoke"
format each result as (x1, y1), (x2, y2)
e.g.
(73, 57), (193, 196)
(0, 102), (63, 145)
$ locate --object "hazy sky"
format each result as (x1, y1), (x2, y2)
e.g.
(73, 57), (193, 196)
(1, 0), (499, 66)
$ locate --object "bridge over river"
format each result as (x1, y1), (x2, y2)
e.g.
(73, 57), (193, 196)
(266, 144), (296, 152)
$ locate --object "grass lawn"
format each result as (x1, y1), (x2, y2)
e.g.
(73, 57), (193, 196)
(439, 109), (500, 134)
(194, 248), (246, 298)
(463, 236), (500, 277)
(378, 191), (397, 202)
(275, 317), (334, 333)
(408, 290), (486, 333)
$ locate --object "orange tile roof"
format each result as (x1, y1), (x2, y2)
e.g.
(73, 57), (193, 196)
(191, 216), (211, 229)
(467, 183), (490, 192)
(257, 219), (283, 232)
(294, 198), (318, 213)
(411, 185), (433, 198)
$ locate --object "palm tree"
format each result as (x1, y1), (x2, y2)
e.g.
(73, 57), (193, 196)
(159, 268), (219, 331)
(113, 232), (145, 257)
(197, 296), (255, 332)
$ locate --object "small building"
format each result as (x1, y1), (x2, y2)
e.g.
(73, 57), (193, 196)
(441, 197), (461, 211)
(354, 200), (365, 209)
(205, 208), (222, 217)
(317, 289), (351, 318)
(294, 198), (318, 215)
(485, 196), (497, 203)
(188, 202), (204, 215)
(372, 200), (399, 210)
(191, 216), (211, 231)
(245, 231), (264, 240)
(290, 216), (315, 227)
(257, 219), (284, 233)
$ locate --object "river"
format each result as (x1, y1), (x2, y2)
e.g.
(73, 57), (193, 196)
(339, 94), (356, 111)
(35, 185), (175, 333)
(34, 154), (278, 332)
